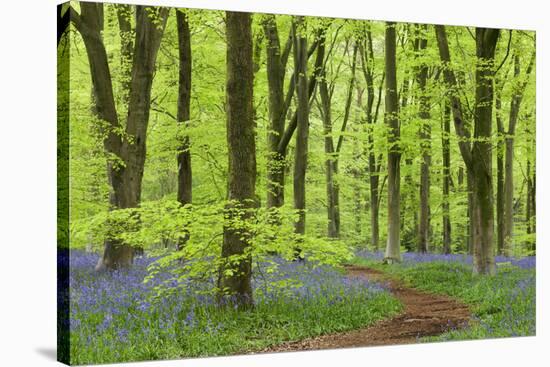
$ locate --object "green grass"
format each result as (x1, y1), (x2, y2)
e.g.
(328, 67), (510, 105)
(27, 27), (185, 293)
(71, 291), (401, 364)
(350, 256), (536, 341)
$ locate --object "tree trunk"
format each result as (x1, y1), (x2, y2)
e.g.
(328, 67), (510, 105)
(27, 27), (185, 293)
(292, 18), (309, 260)
(496, 85), (505, 255)
(384, 22), (401, 263)
(218, 11), (256, 308)
(176, 10), (193, 250)
(116, 4), (133, 107)
(435, 25), (498, 274)
(360, 28), (383, 251)
(442, 101), (452, 254)
(503, 52), (535, 256)
(319, 72), (339, 238)
(470, 27), (499, 275)
(276, 29), (326, 156)
(415, 25), (430, 253)
(263, 15), (288, 209)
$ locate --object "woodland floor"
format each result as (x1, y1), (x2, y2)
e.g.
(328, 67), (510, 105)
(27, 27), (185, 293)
(259, 265), (471, 352)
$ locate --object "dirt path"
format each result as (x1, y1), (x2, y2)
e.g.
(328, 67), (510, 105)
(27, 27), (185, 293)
(261, 265), (471, 352)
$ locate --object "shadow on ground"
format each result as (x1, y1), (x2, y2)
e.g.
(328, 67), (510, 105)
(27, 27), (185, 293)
(36, 347), (56, 361)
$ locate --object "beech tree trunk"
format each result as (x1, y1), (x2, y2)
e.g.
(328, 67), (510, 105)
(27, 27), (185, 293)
(176, 11), (193, 249)
(292, 18), (309, 258)
(319, 73), (339, 238)
(503, 52), (535, 256)
(496, 84), (505, 255)
(71, 4), (168, 270)
(470, 27), (499, 275)
(360, 27), (383, 251)
(384, 22), (401, 263)
(218, 11), (256, 308)
(318, 43), (357, 238)
(435, 25), (499, 274)
(415, 25), (431, 253)
(276, 29), (326, 156)
(176, 12), (192, 206)
(442, 101), (452, 254)
(263, 15), (290, 209)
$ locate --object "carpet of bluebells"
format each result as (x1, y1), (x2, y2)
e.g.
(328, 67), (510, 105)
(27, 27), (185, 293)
(354, 251), (536, 341)
(63, 250), (401, 364)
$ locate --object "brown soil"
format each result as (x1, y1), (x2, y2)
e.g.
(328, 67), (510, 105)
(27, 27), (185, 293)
(260, 265), (471, 352)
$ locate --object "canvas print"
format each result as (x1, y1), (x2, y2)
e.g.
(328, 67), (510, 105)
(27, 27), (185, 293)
(57, 1), (536, 365)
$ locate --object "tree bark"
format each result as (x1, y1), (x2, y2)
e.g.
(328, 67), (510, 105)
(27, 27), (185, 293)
(384, 22), (401, 263)
(318, 43), (358, 238)
(276, 29), (326, 156)
(435, 25), (499, 274)
(360, 26), (383, 251)
(175, 10), (193, 250)
(116, 4), (133, 107)
(292, 18), (309, 260)
(503, 51), (535, 256)
(263, 15), (289, 209)
(218, 11), (256, 308)
(470, 27), (499, 275)
(415, 25), (431, 253)
(176, 11), (192, 206)
(319, 69), (339, 238)
(71, 4), (168, 270)
(442, 101), (452, 254)
(495, 81), (505, 255)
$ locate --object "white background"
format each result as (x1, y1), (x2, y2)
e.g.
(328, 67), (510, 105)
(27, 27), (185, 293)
(0, 0), (547, 366)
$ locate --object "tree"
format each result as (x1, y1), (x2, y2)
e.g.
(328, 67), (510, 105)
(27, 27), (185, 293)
(217, 11), (256, 308)
(502, 50), (535, 256)
(384, 22), (401, 263)
(318, 41), (358, 238)
(292, 17), (309, 258)
(70, 4), (169, 270)
(414, 24), (431, 253)
(176, 10), (193, 249)
(359, 25), (384, 250)
(441, 101), (452, 254)
(435, 25), (500, 274)
(262, 15), (292, 209)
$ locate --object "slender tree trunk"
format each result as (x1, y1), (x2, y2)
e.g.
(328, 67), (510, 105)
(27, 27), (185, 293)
(530, 162), (536, 252)
(276, 29), (326, 156)
(415, 25), (431, 253)
(503, 52), (535, 256)
(292, 18), (309, 259)
(466, 171), (474, 255)
(360, 28), (383, 251)
(384, 22), (401, 263)
(470, 27), (499, 275)
(442, 101), (452, 254)
(319, 73), (339, 238)
(352, 87), (365, 236)
(176, 11), (193, 249)
(525, 160), (534, 251)
(218, 11), (256, 308)
(263, 15), (288, 209)
(496, 85), (505, 255)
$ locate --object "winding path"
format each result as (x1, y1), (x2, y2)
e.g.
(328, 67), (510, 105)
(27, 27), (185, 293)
(261, 265), (471, 352)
